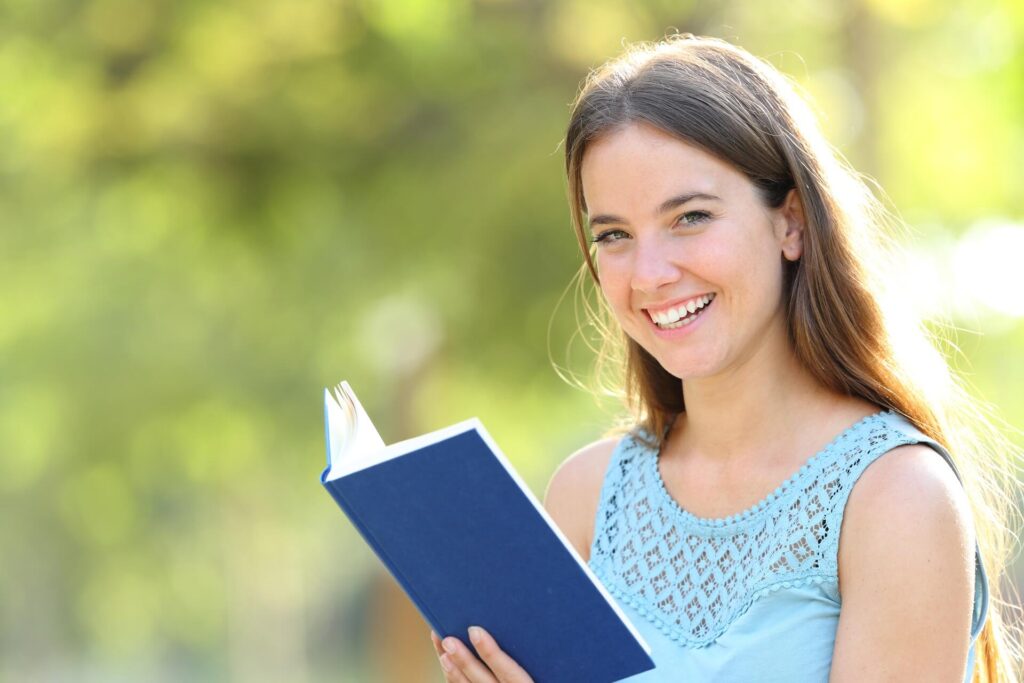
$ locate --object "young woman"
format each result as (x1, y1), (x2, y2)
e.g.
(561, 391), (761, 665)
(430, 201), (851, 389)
(430, 34), (1021, 682)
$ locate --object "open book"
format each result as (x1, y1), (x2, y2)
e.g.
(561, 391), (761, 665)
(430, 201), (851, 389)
(321, 381), (655, 683)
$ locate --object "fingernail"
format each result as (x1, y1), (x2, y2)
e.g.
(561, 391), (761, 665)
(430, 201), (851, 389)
(443, 638), (457, 654)
(440, 654), (452, 672)
(469, 626), (483, 644)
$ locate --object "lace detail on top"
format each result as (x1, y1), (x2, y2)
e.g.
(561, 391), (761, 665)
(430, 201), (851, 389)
(587, 411), (920, 647)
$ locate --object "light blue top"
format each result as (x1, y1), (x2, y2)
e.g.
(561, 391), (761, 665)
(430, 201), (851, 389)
(587, 410), (989, 682)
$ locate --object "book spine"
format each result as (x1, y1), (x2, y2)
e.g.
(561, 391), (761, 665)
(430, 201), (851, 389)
(321, 479), (446, 636)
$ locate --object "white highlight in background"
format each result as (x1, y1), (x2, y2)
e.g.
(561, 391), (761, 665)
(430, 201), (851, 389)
(893, 218), (1024, 325)
(952, 219), (1024, 319)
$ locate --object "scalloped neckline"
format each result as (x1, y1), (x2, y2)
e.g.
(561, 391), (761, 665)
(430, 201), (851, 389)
(646, 410), (889, 528)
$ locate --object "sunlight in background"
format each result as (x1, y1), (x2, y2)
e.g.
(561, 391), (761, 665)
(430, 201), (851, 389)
(954, 220), (1024, 319)
(897, 219), (1024, 325)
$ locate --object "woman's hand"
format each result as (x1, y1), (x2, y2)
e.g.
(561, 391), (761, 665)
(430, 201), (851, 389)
(430, 626), (535, 683)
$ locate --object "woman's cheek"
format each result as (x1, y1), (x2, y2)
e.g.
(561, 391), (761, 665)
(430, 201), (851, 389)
(598, 268), (633, 314)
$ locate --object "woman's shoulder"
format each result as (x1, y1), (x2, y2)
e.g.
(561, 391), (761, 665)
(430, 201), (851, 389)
(831, 439), (977, 675)
(837, 440), (975, 596)
(543, 435), (624, 562)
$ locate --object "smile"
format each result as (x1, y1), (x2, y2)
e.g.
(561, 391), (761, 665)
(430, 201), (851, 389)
(647, 293), (716, 329)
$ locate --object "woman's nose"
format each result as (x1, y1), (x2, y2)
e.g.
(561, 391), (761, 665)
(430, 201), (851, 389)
(630, 236), (681, 293)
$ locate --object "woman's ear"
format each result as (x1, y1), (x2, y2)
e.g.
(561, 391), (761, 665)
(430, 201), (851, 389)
(778, 188), (805, 262)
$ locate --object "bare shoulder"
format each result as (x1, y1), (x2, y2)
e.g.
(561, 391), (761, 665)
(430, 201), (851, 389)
(832, 443), (976, 680)
(839, 442), (974, 565)
(839, 442), (975, 594)
(543, 436), (621, 562)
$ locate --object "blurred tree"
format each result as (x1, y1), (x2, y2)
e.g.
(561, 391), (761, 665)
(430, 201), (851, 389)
(0, 0), (1021, 680)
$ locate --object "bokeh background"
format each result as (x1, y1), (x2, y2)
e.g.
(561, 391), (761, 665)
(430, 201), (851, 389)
(2, 0), (1023, 681)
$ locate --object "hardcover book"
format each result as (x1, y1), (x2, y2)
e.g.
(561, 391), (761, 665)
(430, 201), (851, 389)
(320, 381), (655, 683)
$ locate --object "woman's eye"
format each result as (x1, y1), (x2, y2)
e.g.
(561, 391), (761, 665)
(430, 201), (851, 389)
(675, 210), (711, 227)
(591, 229), (629, 245)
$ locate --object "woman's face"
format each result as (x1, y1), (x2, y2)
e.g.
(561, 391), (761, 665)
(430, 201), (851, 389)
(580, 122), (803, 381)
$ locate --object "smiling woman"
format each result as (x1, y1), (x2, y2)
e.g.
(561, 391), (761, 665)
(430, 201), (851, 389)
(431, 34), (1023, 683)
(579, 123), (806, 382)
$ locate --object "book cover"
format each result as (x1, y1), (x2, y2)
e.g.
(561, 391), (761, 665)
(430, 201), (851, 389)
(320, 381), (655, 683)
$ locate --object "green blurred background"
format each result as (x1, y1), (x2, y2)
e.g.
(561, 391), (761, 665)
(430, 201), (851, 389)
(2, 0), (1023, 680)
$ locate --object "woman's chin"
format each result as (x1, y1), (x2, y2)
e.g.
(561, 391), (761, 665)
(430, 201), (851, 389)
(652, 354), (720, 382)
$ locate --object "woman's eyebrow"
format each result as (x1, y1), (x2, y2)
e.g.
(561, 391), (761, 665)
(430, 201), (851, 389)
(588, 191), (721, 229)
(657, 191), (721, 214)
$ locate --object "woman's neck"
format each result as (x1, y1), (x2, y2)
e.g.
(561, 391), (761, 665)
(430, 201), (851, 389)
(672, 327), (848, 467)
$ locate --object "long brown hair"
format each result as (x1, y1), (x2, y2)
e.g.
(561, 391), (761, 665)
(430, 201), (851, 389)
(561, 34), (1022, 681)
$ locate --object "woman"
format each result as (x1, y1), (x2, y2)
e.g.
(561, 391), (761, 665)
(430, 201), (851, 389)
(430, 34), (1021, 682)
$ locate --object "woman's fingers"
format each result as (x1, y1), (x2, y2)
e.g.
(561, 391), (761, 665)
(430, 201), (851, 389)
(429, 627), (533, 683)
(440, 635), (498, 682)
(432, 631), (470, 682)
(433, 631), (470, 682)
(466, 627), (534, 682)
(440, 653), (473, 683)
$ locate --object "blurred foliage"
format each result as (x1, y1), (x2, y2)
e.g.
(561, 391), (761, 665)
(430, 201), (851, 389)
(1, 0), (1022, 680)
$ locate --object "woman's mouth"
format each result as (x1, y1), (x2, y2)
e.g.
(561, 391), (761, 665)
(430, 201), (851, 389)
(648, 293), (716, 329)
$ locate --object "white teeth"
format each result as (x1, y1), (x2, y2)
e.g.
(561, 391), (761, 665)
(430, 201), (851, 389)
(653, 307), (682, 325)
(652, 293), (715, 329)
(659, 314), (697, 329)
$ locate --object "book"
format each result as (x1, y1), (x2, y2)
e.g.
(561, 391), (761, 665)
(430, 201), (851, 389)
(321, 381), (656, 683)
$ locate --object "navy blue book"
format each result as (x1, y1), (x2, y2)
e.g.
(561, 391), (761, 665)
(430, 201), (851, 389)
(321, 381), (655, 683)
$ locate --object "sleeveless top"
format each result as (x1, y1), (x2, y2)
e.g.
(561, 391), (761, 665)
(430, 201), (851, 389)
(587, 410), (990, 682)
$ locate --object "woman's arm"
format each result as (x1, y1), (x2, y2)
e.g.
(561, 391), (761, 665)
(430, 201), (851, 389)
(829, 444), (976, 682)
